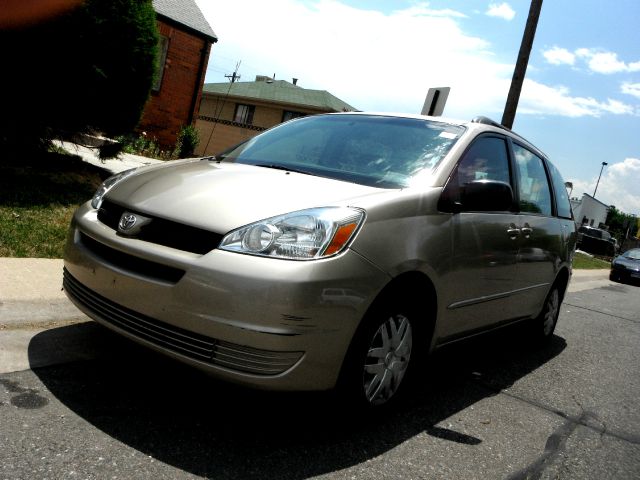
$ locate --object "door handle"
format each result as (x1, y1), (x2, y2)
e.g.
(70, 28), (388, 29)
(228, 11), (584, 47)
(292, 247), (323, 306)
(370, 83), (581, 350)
(507, 224), (520, 239)
(521, 224), (533, 238)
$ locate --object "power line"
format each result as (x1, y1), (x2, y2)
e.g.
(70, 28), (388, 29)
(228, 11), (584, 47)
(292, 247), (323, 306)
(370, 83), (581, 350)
(203, 60), (241, 154)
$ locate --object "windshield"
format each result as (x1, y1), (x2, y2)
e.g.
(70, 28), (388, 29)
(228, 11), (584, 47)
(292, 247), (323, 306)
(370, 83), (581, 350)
(219, 114), (465, 188)
(624, 249), (640, 260)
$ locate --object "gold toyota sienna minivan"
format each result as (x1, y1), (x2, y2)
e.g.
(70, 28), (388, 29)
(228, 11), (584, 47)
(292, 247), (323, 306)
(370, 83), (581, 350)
(63, 113), (576, 407)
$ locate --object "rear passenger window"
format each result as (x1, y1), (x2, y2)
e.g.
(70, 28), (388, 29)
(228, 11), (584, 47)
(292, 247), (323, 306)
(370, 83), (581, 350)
(513, 144), (552, 216)
(546, 161), (573, 219)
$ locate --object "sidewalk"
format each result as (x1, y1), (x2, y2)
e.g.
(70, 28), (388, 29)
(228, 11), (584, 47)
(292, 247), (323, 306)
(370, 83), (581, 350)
(53, 139), (164, 174)
(2, 141), (163, 326)
(1, 146), (172, 373)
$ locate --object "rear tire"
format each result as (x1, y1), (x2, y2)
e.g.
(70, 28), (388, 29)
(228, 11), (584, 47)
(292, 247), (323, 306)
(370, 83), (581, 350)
(532, 284), (561, 342)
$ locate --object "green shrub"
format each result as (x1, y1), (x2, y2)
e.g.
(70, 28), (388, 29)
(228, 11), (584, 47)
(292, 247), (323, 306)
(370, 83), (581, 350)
(0, 0), (158, 159)
(175, 125), (200, 158)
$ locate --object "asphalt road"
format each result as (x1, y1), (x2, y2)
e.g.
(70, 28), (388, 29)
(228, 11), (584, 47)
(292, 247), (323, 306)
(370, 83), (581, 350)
(1, 276), (639, 479)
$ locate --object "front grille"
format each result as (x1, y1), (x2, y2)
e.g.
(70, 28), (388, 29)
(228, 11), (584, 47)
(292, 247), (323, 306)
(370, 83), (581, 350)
(98, 199), (223, 255)
(63, 269), (303, 376)
(79, 232), (185, 284)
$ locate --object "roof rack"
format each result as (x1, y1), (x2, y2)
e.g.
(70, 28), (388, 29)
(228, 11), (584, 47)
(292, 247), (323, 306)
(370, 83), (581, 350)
(471, 116), (510, 130)
(471, 116), (549, 159)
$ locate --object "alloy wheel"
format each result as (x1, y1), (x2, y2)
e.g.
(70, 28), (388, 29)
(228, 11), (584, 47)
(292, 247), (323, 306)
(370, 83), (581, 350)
(543, 288), (559, 336)
(362, 313), (413, 405)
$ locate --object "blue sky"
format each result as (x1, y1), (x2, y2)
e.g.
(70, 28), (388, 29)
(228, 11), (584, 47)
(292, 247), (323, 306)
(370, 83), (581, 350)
(196, 0), (639, 216)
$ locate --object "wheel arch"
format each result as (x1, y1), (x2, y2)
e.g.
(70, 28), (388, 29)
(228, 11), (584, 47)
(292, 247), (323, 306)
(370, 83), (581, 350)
(554, 265), (571, 301)
(336, 270), (438, 402)
(354, 270), (438, 358)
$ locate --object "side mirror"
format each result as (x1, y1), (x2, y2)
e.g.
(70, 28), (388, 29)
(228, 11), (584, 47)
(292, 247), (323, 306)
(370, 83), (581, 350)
(461, 179), (514, 212)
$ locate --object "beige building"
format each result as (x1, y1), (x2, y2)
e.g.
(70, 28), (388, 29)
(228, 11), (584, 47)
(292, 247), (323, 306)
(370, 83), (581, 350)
(195, 76), (356, 155)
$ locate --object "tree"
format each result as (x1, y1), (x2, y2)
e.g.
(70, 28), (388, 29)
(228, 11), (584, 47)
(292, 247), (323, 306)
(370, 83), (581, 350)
(0, 0), (158, 158)
(606, 206), (639, 242)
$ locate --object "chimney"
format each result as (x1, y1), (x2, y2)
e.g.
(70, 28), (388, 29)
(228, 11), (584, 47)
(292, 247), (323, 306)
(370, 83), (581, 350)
(292, 78), (298, 86)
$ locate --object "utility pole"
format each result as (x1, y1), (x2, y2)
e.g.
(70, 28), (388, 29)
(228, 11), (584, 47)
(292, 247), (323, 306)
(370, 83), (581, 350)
(225, 72), (241, 83)
(203, 61), (242, 154)
(593, 162), (608, 198)
(501, 0), (543, 129)
(225, 61), (242, 83)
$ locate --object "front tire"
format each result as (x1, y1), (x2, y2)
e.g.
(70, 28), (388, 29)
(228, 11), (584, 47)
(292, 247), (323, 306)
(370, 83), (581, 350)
(362, 313), (413, 405)
(339, 297), (421, 409)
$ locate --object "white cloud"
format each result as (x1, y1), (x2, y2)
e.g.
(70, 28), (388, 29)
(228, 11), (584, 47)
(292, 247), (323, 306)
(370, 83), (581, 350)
(564, 48), (640, 74)
(395, 5), (467, 18)
(197, 1), (636, 120)
(622, 82), (640, 99)
(486, 2), (516, 21)
(198, 0), (503, 117)
(588, 52), (629, 74)
(570, 158), (640, 215)
(518, 80), (635, 118)
(542, 46), (575, 66)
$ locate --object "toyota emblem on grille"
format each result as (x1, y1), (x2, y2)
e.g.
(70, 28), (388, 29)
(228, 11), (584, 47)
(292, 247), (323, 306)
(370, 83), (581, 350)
(117, 212), (151, 235)
(119, 213), (137, 231)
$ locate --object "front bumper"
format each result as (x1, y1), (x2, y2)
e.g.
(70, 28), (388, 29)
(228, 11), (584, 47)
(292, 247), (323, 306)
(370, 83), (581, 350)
(610, 264), (640, 284)
(63, 202), (389, 391)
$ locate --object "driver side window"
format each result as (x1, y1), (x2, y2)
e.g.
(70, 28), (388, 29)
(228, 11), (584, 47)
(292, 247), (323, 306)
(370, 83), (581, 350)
(456, 136), (511, 186)
(442, 136), (512, 211)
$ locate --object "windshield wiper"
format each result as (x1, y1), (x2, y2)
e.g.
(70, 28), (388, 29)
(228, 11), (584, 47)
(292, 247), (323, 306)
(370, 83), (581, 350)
(254, 163), (313, 175)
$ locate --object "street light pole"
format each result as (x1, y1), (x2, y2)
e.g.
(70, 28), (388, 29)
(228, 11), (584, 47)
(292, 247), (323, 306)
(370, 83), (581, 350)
(593, 162), (608, 198)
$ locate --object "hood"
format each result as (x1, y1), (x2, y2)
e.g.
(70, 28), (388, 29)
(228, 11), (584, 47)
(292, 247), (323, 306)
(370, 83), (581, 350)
(105, 160), (387, 233)
(614, 256), (640, 271)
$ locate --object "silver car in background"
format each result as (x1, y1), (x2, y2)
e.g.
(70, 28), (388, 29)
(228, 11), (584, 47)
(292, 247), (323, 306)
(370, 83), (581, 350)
(63, 113), (576, 407)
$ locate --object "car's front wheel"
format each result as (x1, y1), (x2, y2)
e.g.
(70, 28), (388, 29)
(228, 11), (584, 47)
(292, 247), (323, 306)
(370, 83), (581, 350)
(362, 312), (413, 405)
(340, 297), (420, 408)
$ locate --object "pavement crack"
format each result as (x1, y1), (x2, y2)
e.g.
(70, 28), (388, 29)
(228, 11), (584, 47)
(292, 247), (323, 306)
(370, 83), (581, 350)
(564, 302), (639, 324)
(471, 378), (640, 446)
(507, 412), (584, 480)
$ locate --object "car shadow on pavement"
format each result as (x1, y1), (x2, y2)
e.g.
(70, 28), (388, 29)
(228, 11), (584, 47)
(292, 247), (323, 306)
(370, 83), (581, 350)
(29, 321), (566, 479)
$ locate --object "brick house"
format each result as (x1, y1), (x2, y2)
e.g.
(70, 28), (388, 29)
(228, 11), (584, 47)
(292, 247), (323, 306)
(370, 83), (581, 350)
(139, 0), (217, 148)
(195, 76), (356, 155)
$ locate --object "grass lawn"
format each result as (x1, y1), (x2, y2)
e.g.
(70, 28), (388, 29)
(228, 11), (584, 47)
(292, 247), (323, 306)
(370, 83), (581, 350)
(573, 251), (611, 269)
(0, 151), (106, 258)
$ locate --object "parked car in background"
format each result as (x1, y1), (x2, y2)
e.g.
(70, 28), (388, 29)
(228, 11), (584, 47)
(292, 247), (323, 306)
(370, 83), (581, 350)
(577, 225), (616, 257)
(610, 248), (640, 284)
(63, 113), (576, 408)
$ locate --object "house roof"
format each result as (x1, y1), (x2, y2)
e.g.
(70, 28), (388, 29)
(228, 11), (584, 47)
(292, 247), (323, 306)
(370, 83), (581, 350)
(202, 79), (357, 112)
(153, 0), (217, 42)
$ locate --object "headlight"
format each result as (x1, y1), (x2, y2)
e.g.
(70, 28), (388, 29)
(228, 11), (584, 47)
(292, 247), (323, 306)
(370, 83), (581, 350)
(219, 207), (365, 260)
(91, 168), (138, 209)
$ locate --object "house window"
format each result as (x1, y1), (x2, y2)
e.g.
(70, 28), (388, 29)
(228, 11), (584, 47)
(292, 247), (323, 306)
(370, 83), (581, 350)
(152, 35), (169, 92)
(234, 104), (255, 125)
(282, 110), (305, 122)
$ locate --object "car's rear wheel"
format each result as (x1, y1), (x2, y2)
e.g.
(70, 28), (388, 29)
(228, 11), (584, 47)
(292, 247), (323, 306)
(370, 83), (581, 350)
(533, 284), (561, 342)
